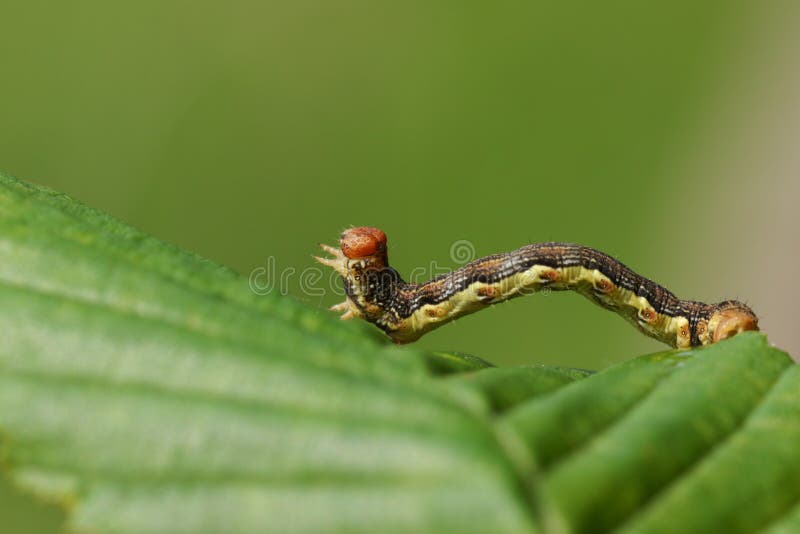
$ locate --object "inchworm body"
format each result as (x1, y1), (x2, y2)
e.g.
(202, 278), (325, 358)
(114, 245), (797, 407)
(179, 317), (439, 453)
(316, 227), (758, 347)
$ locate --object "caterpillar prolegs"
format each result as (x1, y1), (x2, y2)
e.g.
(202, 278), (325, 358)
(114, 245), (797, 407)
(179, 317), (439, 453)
(315, 227), (758, 347)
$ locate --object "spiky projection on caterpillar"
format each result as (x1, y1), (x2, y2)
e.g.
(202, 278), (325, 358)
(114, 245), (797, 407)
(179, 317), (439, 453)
(316, 227), (758, 348)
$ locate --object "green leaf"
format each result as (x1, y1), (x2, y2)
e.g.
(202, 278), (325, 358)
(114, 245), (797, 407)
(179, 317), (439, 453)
(619, 364), (800, 533)
(0, 172), (534, 533)
(1, 171), (799, 533)
(500, 333), (800, 533)
(501, 349), (687, 468)
(448, 365), (592, 413)
(423, 350), (496, 376)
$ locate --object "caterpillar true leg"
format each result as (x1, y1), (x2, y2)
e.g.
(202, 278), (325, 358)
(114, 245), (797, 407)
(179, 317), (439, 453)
(316, 227), (759, 347)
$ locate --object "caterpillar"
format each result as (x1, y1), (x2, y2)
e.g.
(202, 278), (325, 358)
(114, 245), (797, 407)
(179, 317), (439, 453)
(315, 227), (758, 347)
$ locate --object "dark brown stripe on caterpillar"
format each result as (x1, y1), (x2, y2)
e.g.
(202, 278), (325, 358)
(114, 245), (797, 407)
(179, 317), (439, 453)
(316, 227), (758, 347)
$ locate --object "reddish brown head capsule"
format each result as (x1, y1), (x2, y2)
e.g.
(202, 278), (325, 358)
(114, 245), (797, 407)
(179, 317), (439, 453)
(340, 227), (387, 260)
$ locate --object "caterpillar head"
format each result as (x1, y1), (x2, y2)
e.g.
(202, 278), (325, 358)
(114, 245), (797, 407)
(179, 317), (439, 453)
(314, 226), (388, 276)
(340, 226), (388, 267)
(315, 226), (394, 323)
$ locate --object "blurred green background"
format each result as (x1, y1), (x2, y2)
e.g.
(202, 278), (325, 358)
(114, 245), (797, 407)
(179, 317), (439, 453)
(2, 2), (798, 530)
